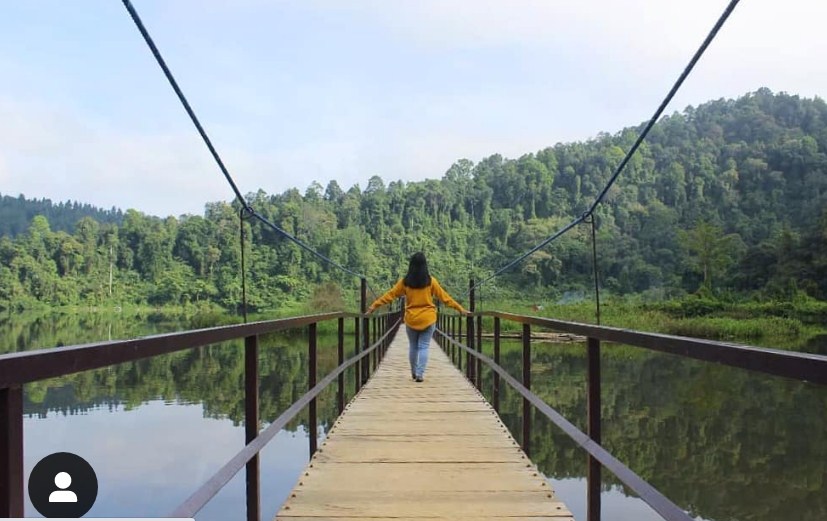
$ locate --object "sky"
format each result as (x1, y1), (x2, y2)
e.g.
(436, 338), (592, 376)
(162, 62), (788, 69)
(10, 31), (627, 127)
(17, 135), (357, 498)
(1, 0), (825, 217)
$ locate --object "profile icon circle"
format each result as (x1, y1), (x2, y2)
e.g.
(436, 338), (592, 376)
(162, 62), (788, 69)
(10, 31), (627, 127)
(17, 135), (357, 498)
(29, 452), (97, 517)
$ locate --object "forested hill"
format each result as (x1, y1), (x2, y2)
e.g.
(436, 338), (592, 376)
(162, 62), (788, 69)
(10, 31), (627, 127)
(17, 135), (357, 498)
(0, 194), (123, 237)
(2, 89), (826, 310)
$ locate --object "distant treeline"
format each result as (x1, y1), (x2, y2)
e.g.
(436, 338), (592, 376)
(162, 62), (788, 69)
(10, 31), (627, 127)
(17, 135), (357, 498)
(0, 194), (123, 237)
(1, 89), (826, 311)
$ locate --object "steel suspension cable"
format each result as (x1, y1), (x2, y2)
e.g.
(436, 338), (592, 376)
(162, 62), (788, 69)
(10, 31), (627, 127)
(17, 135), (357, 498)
(248, 210), (379, 300)
(248, 210), (363, 280)
(470, 0), (742, 294)
(586, 0), (741, 215)
(473, 216), (585, 292)
(121, 0), (247, 209)
(121, 0), (375, 291)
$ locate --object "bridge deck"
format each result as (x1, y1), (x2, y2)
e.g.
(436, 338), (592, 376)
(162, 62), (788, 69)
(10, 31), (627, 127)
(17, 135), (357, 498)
(276, 330), (573, 520)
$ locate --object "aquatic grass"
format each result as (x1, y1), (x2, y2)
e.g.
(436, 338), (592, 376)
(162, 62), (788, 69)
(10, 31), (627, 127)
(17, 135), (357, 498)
(663, 316), (803, 341)
(471, 297), (824, 349)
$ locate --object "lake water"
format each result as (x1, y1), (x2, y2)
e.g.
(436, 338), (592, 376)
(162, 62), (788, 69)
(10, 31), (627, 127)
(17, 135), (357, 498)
(2, 312), (825, 520)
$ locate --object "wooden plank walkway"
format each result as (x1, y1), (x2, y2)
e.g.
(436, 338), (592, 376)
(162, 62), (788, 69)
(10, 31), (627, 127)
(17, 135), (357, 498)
(276, 330), (574, 520)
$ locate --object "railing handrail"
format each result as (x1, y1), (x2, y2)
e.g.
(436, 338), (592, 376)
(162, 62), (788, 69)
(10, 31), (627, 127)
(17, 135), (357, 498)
(0, 311), (365, 386)
(172, 315), (403, 517)
(447, 311), (827, 385)
(436, 327), (694, 521)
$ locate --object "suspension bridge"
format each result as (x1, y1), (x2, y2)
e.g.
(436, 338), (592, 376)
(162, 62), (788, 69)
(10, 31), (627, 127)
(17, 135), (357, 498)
(3, 0), (827, 520)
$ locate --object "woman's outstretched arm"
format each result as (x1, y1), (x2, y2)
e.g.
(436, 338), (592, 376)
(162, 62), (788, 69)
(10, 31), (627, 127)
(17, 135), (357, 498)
(367, 278), (405, 312)
(431, 277), (468, 314)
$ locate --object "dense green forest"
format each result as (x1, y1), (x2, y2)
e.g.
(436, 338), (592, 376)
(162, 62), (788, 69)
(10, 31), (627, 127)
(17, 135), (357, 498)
(2, 89), (826, 311)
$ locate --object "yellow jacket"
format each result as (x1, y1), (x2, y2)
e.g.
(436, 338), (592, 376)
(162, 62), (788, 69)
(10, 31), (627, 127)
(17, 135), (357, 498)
(368, 276), (467, 330)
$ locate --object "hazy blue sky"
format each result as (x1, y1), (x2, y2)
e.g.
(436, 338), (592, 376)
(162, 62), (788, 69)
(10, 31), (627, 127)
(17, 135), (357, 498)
(2, 0), (825, 216)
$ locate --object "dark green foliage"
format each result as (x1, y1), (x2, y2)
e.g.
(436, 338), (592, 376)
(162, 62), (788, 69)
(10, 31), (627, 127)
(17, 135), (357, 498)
(0, 193), (123, 237)
(2, 89), (826, 311)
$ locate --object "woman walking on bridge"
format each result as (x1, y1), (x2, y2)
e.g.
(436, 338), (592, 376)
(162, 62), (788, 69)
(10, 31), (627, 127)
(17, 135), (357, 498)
(367, 252), (469, 382)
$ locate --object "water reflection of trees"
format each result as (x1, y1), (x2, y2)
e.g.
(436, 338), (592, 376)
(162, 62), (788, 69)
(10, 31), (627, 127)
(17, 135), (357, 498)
(484, 341), (827, 521)
(9, 316), (353, 433)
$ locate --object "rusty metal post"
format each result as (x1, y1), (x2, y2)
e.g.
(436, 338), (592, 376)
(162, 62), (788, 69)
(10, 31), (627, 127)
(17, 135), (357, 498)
(447, 315), (451, 353)
(382, 315), (387, 357)
(493, 317), (501, 413)
(522, 323), (531, 457)
(369, 317), (374, 373)
(476, 314), (482, 390)
(372, 316), (378, 372)
(457, 315), (463, 372)
(467, 278), (475, 382)
(438, 314), (443, 349)
(354, 316), (361, 394)
(450, 316), (455, 363)
(441, 314), (445, 354)
(337, 318), (345, 415)
(361, 278), (369, 385)
(308, 323), (318, 457)
(588, 337), (602, 521)
(0, 386), (23, 518)
(244, 335), (260, 521)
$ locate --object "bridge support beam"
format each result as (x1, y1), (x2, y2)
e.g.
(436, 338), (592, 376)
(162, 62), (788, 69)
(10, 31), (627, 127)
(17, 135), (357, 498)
(244, 335), (260, 521)
(587, 337), (602, 521)
(354, 316), (361, 394)
(493, 317), (501, 413)
(337, 318), (345, 415)
(457, 317), (462, 372)
(361, 278), (369, 385)
(467, 278), (476, 383)
(451, 315), (462, 365)
(308, 323), (318, 457)
(476, 314), (482, 390)
(522, 324), (531, 457)
(1, 386), (24, 518)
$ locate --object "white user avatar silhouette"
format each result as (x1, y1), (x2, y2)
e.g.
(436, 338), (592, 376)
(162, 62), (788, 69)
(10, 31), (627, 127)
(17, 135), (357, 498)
(48, 472), (78, 503)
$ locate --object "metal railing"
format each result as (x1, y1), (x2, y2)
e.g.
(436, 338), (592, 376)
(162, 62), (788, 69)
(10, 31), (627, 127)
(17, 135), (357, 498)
(436, 305), (827, 521)
(0, 306), (402, 519)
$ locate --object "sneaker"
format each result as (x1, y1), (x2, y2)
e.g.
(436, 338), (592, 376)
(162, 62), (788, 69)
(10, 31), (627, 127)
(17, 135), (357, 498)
(411, 373), (416, 380)
(415, 376), (424, 383)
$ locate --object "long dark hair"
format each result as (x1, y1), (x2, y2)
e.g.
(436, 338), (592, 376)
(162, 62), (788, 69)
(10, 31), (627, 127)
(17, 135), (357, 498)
(403, 252), (431, 289)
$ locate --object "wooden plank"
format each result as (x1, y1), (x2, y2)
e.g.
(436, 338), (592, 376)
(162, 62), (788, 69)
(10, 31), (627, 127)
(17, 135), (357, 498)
(344, 403), (494, 413)
(321, 433), (519, 447)
(315, 443), (526, 463)
(283, 491), (572, 517)
(275, 331), (573, 520)
(290, 462), (547, 490)
(329, 422), (509, 436)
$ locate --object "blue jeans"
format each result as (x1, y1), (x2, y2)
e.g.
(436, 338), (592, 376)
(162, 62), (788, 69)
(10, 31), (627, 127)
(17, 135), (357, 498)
(405, 324), (435, 378)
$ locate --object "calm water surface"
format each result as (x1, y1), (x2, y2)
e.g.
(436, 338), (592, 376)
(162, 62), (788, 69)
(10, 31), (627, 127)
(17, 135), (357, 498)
(2, 312), (825, 520)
